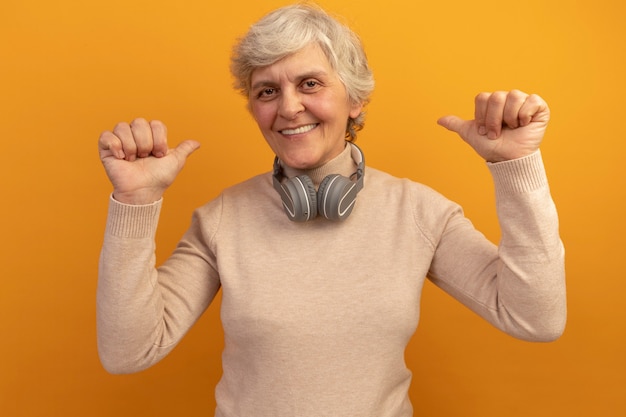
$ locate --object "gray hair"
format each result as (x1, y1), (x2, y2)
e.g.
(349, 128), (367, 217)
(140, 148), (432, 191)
(230, 3), (375, 140)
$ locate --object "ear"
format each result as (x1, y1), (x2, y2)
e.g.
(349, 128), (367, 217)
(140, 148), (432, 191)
(349, 100), (364, 119)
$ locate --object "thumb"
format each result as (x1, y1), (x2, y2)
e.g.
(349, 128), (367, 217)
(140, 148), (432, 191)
(171, 139), (201, 160)
(436, 115), (466, 134)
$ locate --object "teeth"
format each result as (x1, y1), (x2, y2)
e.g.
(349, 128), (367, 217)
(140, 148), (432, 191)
(281, 124), (317, 135)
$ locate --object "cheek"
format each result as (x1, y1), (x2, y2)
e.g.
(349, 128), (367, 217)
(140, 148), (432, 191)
(306, 97), (335, 122)
(250, 103), (274, 129)
(309, 92), (353, 121)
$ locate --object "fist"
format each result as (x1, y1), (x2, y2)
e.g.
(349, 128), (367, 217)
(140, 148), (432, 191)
(437, 90), (550, 162)
(98, 118), (200, 204)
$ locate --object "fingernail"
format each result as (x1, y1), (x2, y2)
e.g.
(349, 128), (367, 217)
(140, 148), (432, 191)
(478, 126), (487, 135)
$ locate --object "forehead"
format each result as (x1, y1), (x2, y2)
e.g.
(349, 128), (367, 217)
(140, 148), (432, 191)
(250, 43), (335, 86)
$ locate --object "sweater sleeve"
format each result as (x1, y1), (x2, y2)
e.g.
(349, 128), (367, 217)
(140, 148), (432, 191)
(96, 196), (222, 374)
(427, 150), (566, 341)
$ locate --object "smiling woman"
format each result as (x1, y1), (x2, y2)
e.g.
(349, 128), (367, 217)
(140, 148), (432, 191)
(4, 0), (626, 415)
(94, 3), (566, 417)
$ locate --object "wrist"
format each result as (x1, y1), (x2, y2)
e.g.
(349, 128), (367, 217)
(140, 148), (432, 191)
(112, 189), (163, 205)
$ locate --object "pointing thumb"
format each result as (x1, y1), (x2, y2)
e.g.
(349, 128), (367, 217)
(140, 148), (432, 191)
(173, 140), (201, 160)
(437, 115), (465, 134)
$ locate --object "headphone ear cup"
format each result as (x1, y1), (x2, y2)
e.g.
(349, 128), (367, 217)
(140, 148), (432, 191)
(284, 175), (318, 221)
(317, 174), (356, 221)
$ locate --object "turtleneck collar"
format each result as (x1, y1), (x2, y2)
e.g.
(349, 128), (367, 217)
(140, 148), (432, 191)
(280, 143), (357, 188)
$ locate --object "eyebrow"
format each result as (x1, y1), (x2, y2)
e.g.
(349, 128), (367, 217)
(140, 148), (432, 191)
(250, 70), (330, 92)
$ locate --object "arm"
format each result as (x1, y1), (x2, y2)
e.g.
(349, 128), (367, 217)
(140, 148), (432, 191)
(97, 197), (222, 373)
(96, 119), (214, 373)
(432, 91), (566, 341)
(428, 151), (566, 341)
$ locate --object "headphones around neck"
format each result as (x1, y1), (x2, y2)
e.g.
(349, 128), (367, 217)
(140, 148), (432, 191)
(272, 142), (365, 222)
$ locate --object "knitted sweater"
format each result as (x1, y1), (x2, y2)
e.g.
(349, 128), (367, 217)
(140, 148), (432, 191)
(97, 145), (566, 416)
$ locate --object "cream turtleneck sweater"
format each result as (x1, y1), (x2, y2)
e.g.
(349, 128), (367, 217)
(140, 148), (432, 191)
(97, 144), (566, 416)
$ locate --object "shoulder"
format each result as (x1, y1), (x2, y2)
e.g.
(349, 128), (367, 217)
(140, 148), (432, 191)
(363, 165), (465, 242)
(193, 171), (275, 221)
(365, 166), (455, 206)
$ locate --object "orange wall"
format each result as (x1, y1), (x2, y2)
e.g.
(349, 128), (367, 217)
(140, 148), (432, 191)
(1, 0), (625, 416)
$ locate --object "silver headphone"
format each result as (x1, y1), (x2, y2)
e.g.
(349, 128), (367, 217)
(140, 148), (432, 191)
(272, 142), (365, 222)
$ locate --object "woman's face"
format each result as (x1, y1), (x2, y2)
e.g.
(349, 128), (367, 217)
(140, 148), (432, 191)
(249, 43), (362, 170)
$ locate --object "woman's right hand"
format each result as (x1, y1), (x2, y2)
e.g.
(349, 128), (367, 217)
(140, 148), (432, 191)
(98, 118), (200, 205)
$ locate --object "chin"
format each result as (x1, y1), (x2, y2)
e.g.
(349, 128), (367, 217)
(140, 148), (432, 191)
(274, 148), (323, 170)
(282, 157), (319, 170)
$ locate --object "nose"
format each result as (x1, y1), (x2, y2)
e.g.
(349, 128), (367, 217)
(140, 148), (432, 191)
(278, 89), (305, 120)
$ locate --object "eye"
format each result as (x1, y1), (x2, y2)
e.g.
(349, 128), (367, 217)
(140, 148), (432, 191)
(257, 87), (278, 99)
(301, 79), (321, 91)
(263, 88), (275, 96)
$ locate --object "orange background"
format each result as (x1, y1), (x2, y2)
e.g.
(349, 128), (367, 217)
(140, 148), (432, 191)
(1, 0), (625, 416)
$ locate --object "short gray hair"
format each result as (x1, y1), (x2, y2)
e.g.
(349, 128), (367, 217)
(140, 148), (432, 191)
(230, 3), (375, 140)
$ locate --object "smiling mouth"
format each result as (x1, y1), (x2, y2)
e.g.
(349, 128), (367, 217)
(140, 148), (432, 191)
(279, 123), (318, 135)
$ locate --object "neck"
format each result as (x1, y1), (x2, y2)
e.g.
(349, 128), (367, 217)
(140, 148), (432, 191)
(282, 144), (356, 188)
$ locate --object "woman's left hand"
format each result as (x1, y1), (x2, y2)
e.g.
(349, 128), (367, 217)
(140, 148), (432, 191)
(437, 90), (550, 163)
